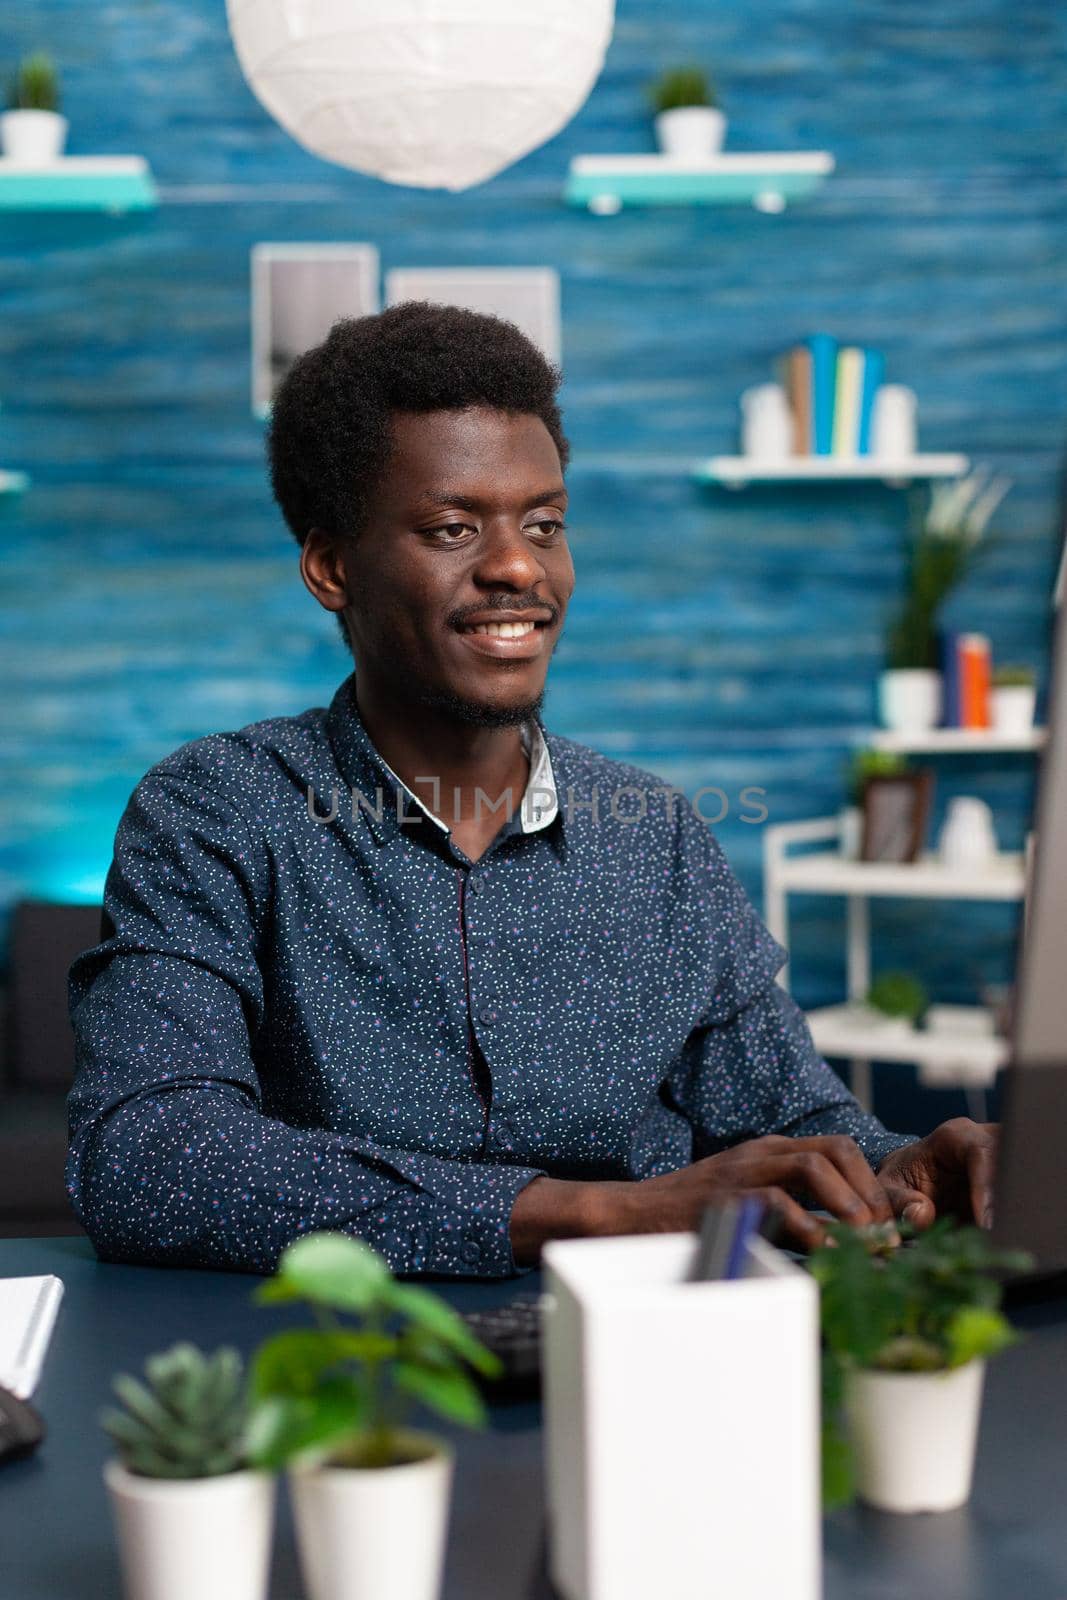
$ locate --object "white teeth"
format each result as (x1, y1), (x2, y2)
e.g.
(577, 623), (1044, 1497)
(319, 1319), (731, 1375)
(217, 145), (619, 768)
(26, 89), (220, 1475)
(467, 621), (537, 638)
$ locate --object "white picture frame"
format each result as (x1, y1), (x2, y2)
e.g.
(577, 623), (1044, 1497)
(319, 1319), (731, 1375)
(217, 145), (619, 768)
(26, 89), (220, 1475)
(251, 243), (381, 418)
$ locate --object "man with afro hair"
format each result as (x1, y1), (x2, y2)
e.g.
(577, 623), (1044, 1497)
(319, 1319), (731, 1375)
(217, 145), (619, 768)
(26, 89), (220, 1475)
(67, 303), (996, 1277)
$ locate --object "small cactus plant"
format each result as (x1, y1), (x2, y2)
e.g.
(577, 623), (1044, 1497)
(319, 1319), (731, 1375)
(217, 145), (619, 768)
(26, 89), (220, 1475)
(101, 1343), (249, 1478)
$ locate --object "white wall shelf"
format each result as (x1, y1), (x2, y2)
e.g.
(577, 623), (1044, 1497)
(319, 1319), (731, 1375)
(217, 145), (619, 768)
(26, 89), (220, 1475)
(0, 157), (157, 212)
(868, 727), (1046, 754)
(806, 1004), (1005, 1089)
(763, 816), (1030, 1105)
(564, 152), (834, 214)
(0, 469), (29, 497)
(695, 454), (970, 489)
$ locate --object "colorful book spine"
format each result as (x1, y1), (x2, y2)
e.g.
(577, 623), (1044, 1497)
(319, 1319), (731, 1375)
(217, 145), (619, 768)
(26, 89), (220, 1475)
(783, 345), (812, 455)
(832, 346), (864, 456)
(807, 334), (838, 456)
(857, 348), (885, 455)
(940, 630), (963, 726)
(959, 633), (992, 728)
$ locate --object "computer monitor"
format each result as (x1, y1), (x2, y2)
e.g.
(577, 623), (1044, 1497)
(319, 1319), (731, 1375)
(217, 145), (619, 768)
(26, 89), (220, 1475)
(990, 594), (1067, 1273)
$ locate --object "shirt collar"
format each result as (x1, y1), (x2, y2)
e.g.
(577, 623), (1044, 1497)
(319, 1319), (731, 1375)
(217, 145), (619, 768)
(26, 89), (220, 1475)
(324, 672), (561, 851)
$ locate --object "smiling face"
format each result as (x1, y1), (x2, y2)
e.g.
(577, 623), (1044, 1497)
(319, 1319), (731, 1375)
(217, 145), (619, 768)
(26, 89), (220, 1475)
(327, 406), (575, 727)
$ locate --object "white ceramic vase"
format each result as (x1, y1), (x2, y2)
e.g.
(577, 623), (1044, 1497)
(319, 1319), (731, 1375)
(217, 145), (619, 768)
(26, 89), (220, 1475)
(938, 796), (998, 869)
(0, 109), (68, 163)
(654, 106), (726, 158)
(844, 1361), (986, 1513)
(878, 668), (942, 733)
(991, 684), (1036, 737)
(104, 1462), (275, 1600)
(289, 1439), (453, 1600)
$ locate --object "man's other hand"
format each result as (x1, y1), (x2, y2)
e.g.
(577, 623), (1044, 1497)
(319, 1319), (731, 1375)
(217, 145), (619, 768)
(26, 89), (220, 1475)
(877, 1117), (999, 1231)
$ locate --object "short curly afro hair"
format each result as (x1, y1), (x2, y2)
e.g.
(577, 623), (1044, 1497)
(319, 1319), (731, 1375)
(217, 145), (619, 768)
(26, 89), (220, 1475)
(268, 300), (570, 650)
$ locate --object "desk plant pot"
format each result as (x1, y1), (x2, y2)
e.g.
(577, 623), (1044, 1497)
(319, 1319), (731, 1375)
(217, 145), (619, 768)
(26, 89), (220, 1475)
(843, 1360), (985, 1512)
(877, 668), (942, 733)
(3, 53), (66, 163)
(248, 1233), (500, 1600)
(813, 1219), (1030, 1516)
(105, 1462), (275, 1600)
(101, 1343), (274, 1600)
(289, 1435), (453, 1600)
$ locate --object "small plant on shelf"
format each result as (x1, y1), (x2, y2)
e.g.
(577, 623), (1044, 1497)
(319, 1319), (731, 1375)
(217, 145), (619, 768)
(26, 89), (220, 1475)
(813, 1219), (1030, 1512)
(845, 747), (909, 806)
(991, 664), (1035, 689)
(7, 52), (60, 113)
(647, 65), (720, 114)
(885, 469), (1011, 671)
(865, 970), (928, 1025)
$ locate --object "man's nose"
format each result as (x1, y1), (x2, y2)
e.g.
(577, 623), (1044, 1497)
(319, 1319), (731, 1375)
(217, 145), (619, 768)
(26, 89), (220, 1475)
(470, 520), (547, 588)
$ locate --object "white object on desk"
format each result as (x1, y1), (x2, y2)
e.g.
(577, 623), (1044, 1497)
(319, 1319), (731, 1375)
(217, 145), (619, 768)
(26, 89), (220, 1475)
(0, 1274), (64, 1398)
(542, 1232), (819, 1600)
(938, 796), (999, 869)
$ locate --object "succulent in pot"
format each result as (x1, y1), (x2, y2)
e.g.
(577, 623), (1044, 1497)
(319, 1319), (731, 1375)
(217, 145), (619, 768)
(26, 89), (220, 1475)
(101, 1343), (275, 1600)
(247, 1231), (502, 1600)
(2, 52), (68, 163)
(647, 65), (725, 158)
(991, 663), (1037, 736)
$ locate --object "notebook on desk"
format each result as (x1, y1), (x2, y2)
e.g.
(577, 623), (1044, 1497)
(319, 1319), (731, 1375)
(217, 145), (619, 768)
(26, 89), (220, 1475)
(0, 1276), (64, 1399)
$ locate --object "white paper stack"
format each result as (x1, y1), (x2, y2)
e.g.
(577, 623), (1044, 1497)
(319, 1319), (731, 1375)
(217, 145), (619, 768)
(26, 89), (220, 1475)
(0, 1275), (64, 1398)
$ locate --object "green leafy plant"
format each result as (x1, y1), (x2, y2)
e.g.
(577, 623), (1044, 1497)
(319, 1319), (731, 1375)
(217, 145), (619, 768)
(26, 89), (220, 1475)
(865, 970), (928, 1024)
(247, 1232), (502, 1471)
(886, 469), (1011, 670)
(100, 1343), (249, 1479)
(8, 52), (60, 113)
(811, 1220), (1031, 1508)
(845, 747), (909, 806)
(647, 66), (719, 114)
(992, 663), (1035, 688)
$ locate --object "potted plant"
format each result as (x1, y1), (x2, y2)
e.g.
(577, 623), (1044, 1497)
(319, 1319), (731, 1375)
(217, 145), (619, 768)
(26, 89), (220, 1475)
(841, 748), (908, 857)
(101, 1343), (275, 1600)
(860, 970), (928, 1036)
(879, 469), (1011, 733)
(247, 1232), (501, 1600)
(1, 52), (67, 163)
(991, 663), (1037, 737)
(647, 66), (725, 159)
(813, 1220), (1030, 1514)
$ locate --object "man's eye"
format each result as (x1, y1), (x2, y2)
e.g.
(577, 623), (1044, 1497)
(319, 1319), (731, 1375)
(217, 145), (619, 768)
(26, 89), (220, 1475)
(527, 520), (567, 540)
(425, 523), (475, 541)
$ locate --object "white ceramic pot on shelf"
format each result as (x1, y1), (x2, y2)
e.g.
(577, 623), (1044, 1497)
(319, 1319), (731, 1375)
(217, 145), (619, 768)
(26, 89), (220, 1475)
(877, 668), (942, 733)
(844, 1360), (986, 1513)
(104, 1462), (275, 1600)
(0, 109), (68, 163)
(937, 796), (998, 870)
(654, 106), (726, 158)
(991, 684), (1036, 737)
(289, 1437), (453, 1600)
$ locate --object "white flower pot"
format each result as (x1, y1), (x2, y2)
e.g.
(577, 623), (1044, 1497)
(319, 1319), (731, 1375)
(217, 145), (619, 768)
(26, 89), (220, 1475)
(878, 668), (942, 733)
(0, 109), (68, 164)
(104, 1462), (275, 1600)
(289, 1437), (453, 1600)
(991, 684), (1036, 737)
(844, 1360), (986, 1513)
(838, 805), (862, 859)
(654, 107), (726, 159)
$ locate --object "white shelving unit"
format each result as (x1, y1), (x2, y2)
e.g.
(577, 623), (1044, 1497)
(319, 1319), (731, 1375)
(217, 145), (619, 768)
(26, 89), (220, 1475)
(695, 454), (970, 489)
(563, 151), (834, 214)
(763, 815), (1031, 1108)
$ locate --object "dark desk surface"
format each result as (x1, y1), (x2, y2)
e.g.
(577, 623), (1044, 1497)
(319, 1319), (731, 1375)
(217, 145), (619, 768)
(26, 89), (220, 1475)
(1, 1237), (1066, 1600)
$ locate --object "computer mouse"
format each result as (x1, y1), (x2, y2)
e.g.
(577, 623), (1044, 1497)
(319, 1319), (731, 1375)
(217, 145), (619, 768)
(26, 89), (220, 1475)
(0, 1385), (45, 1463)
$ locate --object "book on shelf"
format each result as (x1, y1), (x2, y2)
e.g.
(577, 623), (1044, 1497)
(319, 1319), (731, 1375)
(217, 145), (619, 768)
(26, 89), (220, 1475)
(832, 346), (864, 456)
(807, 333), (838, 456)
(959, 633), (992, 728)
(781, 344), (812, 455)
(940, 630), (963, 726)
(856, 348), (885, 455)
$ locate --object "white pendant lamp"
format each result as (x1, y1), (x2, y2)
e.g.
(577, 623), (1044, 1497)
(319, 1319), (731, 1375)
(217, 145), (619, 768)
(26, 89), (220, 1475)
(226, 0), (616, 192)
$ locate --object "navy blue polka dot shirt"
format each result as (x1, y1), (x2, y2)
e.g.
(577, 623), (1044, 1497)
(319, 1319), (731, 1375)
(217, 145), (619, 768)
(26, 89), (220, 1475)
(67, 672), (912, 1277)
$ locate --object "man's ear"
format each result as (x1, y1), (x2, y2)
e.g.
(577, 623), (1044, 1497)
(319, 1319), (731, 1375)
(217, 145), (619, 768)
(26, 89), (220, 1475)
(299, 528), (350, 615)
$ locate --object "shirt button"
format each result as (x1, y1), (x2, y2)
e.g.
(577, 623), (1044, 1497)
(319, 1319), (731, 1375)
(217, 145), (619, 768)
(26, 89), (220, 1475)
(460, 1241), (481, 1265)
(467, 875), (482, 895)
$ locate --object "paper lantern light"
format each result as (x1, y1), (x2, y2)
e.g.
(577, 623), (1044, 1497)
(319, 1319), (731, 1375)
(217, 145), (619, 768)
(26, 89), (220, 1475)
(226, 0), (616, 192)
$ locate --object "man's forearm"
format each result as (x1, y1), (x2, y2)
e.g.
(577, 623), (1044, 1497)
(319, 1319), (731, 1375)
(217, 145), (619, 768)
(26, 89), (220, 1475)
(509, 1175), (612, 1264)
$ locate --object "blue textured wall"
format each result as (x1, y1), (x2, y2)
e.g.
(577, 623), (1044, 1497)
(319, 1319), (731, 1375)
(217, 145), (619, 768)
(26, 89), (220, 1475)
(2, 1), (1065, 1123)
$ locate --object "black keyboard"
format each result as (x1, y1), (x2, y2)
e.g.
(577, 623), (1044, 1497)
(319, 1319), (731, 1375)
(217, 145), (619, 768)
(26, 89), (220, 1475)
(461, 1292), (543, 1400)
